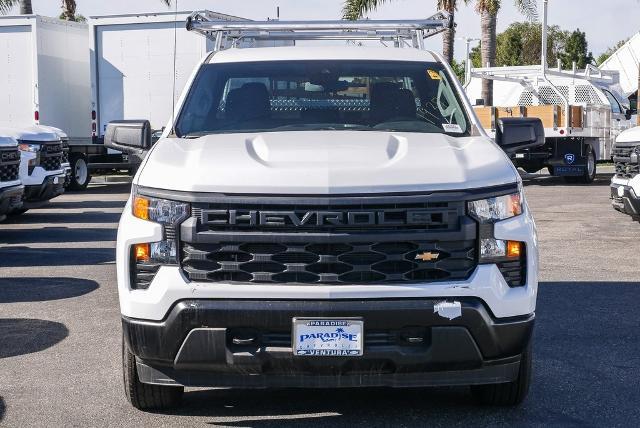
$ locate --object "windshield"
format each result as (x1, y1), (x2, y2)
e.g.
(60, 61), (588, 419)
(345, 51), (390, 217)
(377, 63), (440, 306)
(175, 60), (470, 137)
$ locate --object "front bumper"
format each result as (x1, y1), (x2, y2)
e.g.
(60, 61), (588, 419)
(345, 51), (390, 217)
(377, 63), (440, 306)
(0, 184), (24, 217)
(23, 174), (65, 205)
(610, 182), (640, 220)
(125, 298), (534, 388)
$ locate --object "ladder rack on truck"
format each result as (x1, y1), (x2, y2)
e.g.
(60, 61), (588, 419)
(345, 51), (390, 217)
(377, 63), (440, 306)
(466, 64), (635, 183)
(186, 10), (453, 50)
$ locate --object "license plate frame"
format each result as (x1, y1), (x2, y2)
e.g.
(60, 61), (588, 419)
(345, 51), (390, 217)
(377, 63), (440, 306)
(292, 318), (363, 357)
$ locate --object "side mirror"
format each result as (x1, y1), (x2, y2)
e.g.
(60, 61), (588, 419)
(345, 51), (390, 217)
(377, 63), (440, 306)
(625, 109), (634, 121)
(104, 120), (152, 154)
(495, 118), (545, 154)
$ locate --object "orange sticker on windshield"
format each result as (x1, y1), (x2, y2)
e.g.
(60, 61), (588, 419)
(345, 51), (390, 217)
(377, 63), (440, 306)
(427, 70), (441, 80)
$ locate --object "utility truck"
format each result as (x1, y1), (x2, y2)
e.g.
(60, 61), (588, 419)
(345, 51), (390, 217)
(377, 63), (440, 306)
(0, 134), (23, 221)
(465, 0), (635, 183)
(109, 12), (540, 410)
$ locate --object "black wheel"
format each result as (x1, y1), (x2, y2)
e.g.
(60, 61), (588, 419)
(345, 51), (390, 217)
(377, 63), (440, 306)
(68, 154), (92, 191)
(471, 342), (532, 406)
(122, 335), (184, 410)
(564, 146), (596, 184)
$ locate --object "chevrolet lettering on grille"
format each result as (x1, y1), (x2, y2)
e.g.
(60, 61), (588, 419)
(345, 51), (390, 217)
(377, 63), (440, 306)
(201, 209), (445, 228)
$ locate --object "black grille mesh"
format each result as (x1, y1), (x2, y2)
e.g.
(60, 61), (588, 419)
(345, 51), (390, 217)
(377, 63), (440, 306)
(181, 240), (476, 284)
(613, 144), (640, 179)
(0, 149), (20, 182)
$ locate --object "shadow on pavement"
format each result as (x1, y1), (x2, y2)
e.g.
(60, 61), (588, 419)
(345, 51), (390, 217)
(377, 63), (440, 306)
(522, 174), (612, 187)
(48, 200), (126, 210)
(0, 247), (114, 267)
(0, 319), (69, 359)
(0, 228), (117, 244)
(3, 211), (122, 225)
(142, 281), (640, 426)
(0, 396), (4, 423)
(0, 277), (99, 303)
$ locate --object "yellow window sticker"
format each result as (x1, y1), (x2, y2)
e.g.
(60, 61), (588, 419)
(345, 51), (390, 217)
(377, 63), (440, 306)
(427, 69), (441, 80)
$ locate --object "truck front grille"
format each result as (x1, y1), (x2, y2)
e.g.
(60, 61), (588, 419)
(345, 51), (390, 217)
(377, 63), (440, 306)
(175, 193), (484, 285)
(182, 240), (476, 284)
(41, 143), (63, 171)
(613, 144), (640, 179)
(0, 149), (20, 182)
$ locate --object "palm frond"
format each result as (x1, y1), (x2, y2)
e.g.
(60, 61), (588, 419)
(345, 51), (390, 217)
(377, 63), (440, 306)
(0, 0), (18, 14)
(342, 0), (390, 20)
(514, 0), (538, 21)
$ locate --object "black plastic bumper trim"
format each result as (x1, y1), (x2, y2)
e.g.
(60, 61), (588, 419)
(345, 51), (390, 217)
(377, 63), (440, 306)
(611, 184), (640, 219)
(123, 298), (534, 388)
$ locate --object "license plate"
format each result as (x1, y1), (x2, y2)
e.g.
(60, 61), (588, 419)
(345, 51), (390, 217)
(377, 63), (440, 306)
(292, 318), (363, 357)
(554, 166), (584, 176)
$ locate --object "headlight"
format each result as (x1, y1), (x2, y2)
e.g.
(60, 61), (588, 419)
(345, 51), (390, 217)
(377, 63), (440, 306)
(132, 194), (189, 225)
(18, 143), (41, 152)
(468, 192), (522, 223)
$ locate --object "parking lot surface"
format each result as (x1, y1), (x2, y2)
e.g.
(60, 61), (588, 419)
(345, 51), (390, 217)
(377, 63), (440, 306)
(1, 174), (639, 427)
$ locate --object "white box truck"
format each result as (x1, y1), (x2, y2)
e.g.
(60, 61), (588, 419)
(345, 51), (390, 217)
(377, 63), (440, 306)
(0, 15), (91, 143)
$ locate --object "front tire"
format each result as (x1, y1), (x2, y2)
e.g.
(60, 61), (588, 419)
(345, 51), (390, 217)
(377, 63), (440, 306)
(471, 342), (532, 406)
(69, 154), (92, 191)
(122, 335), (184, 410)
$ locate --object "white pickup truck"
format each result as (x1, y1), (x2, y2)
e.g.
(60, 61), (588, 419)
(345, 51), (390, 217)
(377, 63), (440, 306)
(0, 126), (66, 213)
(610, 126), (640, 220)
(109, 14), (540, 410)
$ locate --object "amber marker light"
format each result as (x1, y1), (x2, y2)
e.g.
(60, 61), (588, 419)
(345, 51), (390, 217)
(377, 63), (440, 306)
(133, 195), (150, 220)
(507, 241), (523, 258)
(134, 243), (151, 263)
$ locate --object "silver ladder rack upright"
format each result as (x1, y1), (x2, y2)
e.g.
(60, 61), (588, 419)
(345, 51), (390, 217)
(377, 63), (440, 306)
(186, 10), (453, 51)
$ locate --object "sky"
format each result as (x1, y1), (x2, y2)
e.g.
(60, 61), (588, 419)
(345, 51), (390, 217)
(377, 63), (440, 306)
(7, 0), (640, 60)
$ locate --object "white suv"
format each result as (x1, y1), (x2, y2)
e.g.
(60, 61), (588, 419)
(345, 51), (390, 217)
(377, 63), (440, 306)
(110, 23), (540, 410)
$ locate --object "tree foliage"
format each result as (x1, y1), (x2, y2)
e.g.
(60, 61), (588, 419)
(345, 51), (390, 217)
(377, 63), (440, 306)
(470, 22), (595, 69)
(596, 39), (628, 66)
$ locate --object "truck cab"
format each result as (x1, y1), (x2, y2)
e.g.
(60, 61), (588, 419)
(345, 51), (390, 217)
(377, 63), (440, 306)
(0, 135), (24, 221)
(0, 126), (66, 212)
(110, 14), (541, 410)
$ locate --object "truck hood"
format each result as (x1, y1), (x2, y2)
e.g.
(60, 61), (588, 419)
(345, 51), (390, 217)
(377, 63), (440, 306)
(616, 126), (640, 143)
(0, 125), (61, 142)
(0, 134), (18, 148)
(137, 131), (518, 194)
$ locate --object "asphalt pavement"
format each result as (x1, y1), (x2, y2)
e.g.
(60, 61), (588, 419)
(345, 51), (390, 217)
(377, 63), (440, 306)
(1, 173), (639, 427)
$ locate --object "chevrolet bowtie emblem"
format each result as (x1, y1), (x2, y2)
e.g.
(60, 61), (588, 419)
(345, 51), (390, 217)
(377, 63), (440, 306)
(415, 252), (440, 262)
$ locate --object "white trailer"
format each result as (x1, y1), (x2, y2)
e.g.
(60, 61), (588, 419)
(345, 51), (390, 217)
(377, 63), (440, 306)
(0, 15), (92, 143)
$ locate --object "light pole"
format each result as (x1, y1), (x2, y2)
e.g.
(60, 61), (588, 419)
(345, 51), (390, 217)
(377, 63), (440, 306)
(457, 37), (480, 85)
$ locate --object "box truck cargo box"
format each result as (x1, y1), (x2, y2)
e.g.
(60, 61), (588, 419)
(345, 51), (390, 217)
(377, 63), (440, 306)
(0, 15), (91, 143)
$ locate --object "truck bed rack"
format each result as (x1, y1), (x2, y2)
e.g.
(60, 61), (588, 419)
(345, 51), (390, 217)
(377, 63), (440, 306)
(186, 10), (452, 50)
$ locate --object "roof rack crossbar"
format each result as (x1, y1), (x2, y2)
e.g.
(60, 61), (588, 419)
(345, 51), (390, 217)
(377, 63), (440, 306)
(186, 10), (452, 50)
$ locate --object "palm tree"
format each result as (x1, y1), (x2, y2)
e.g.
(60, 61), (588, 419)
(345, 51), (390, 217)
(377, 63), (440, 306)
(343, 0), (459, 65)
(342, 0), (537, 106)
